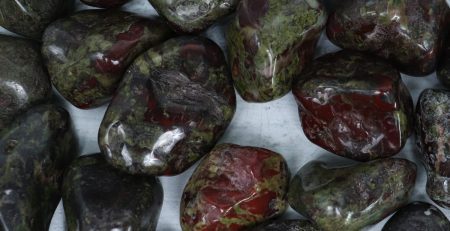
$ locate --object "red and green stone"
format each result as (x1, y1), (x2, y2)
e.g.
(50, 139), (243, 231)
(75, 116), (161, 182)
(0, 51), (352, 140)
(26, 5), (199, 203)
(180, 144), (289, 231)
(288, 158), (417, 231)
(226, 0), (327, 102)
(81, 0), (131, 8)
(293, 50), (413, 161)
(42, 10), (173, 109)
(98, 36), (236, 176)
(327, 0), (450, 76)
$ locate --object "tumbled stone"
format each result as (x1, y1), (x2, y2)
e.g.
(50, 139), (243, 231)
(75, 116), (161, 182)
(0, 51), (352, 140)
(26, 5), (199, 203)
(98, 36), (236, 176)
(0, 104), (77, 230)
(42, 10), (173, 109)
(148, 0), (240, 33)
(81, 0), (131, 8)
(288, 158), (416, 231)
(63, 154), (163, 230)
(249, 219), (319, 231)
(416, 89), (450, 208)
(226, 0), (327, 102)
(327, 0), (449, 76)
(0, 0), (73, 40)
(0, 35), (51, 132)
(293, 51), (413, 161)
(437, 40), (450, 88)
(382, 202), (450, 231)
(181, 143), (289, 231)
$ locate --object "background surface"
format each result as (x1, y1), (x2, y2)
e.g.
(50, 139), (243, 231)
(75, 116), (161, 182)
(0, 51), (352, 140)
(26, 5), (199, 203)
(1, 0), (450, 230)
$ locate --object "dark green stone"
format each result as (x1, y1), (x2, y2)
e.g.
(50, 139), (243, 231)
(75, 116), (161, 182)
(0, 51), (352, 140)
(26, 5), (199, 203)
(81, 0), (131, 8)
(248, 219), (319, 231)
(437, 40), (450, 88)
(288, 158), (417, 231)
(63, 154), (163, 230)
(0, 103), (77, 230)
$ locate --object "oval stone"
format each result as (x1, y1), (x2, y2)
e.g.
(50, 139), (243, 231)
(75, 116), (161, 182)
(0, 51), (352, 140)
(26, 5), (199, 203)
(249, 219), (319, 231)
(63, 154), (163, 230)
(226, 0), (327, 102)
(98, 36), (236, 176)
(382, 202), (450, 231)
(0, 35), (51, 132)
(416, 89), (450, 207)
(288, 158), (417, 231)
(437, 40), (450, 88)
(326, 0), (449, 76)
(180, 143), (289, 231)
(42, 10), (173, 109)
(0, 103), (77, 230)
(293, 50), (413, 161)
(81, 0), (131, 8)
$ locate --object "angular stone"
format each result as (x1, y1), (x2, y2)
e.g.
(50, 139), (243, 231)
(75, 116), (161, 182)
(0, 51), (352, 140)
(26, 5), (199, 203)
(0, 0), (73, 40)
(293, 51), (413, 161)
(98, 36), (236, 176)
(226, 0), (327, 102)
(63, 154), (163, 230)
(42, 10), (173, 109)
(0, 104), (77, 230)
(249, 219), (319, 231)
(181, 143), (289, 231)
(0, 35), (51, 132)
(326, 0), (449, 76)
(148, 0), (240, 33)
(416, 89), (450, 208)
(81, 0), (131, 8)
(437, 40), (450, 88)
(288, 159), (417, 231)
(382, 202), (450, 231)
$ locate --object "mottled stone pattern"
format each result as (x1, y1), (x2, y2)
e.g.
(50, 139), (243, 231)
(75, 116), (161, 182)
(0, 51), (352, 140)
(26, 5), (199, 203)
(327, 0), (449, 76)
(248, 219), (319, 231)
(42, 10), (173, 109)
(382, 202), (450, 231)
(288, 159), (417, 231)
(181, 144), (289, 231)
(0, 0), (73, 39)
(148, 0), (240, 33)
(227, 0), (327, 102)
(81, 0), (131, 8)
(416, 89), (450, 207)
(293, 51), (413, 161)
(0, 35), (51, 132)
(437, 40), (450, 88)
(63, 154), (163, 230)
(99, 36), (236, 176)
(0, 104), (77, 230)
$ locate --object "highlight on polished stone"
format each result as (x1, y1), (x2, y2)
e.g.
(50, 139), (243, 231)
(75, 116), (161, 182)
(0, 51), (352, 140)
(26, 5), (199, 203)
(98, 36), (236, 176)
(180, 143), (289, 231)
(293, 50), (413, 161)
(81, 0), (132, 8)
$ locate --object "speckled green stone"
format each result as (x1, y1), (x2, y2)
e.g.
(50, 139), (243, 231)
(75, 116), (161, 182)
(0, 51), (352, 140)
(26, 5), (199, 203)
(0, 103), (77, 230)
(248, 219), (319, 231)
(288, 158), (417, 231)
(63, 154), (163, 230)
(227, 0), (327, 102)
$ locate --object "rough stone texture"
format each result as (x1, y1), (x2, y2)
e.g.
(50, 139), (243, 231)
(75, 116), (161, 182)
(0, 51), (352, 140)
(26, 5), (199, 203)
(81, 0), (132, 8)
(98, 36), (236, 176)
(326, 0), (450, 76)
(63, 154), (163, 230)
(0, 35), (51, 132)
(0, 104), (77, 230)
(248, 219), (319, 231)
(382, 202), (450, 231)
(42, 10), (173, 109)
(0, 0), (73, 40)
(181, 143), (289, 231)
(293, 50), (413, 161)
(288, 158), (417, 231)
(148, 0), (240, 33)
(437, 39), (450, 88)
(226, 0), (327, 102)
(416, 89), (450, 208)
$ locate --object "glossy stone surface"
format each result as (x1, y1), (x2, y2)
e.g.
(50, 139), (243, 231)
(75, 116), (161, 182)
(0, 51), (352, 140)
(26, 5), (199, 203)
(148, 0), (240, 33)
(42, 10), (173, 109)
(416, 89), (450, 208)
(382, 202), (450, 231)
(0, 104), (77, 230)
(0, 35), (51, 132)
(327, 0), (449, 76)
(0, 0), (73, 40)
(293, 51), (413, 161)
(81, 0), (131, 8)
(181, 143), (289, 231)
(63, 154), (163, 230)
(249, 219), (319, 231)
(437, 40), (450, 88)
(99, 36), (236, 176)
(227, 0), (327, 102)
(288, 158), (417, 231)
